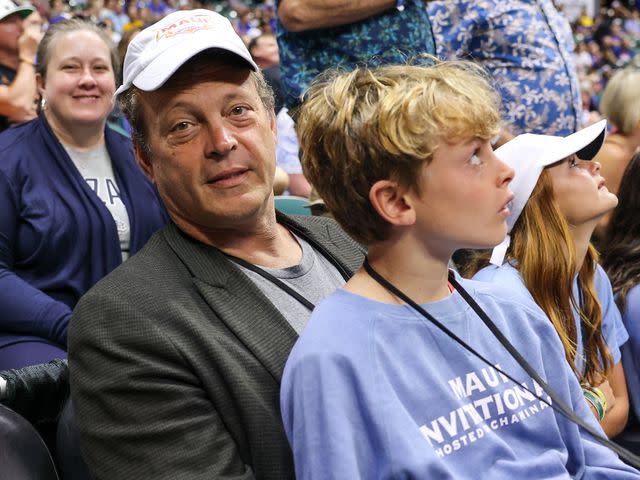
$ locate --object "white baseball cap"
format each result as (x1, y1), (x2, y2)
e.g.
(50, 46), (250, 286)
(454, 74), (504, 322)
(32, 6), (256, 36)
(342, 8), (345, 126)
(115, 9), (258, 97)
(0, 0), (33, 22)
(489, 119), (608, 266)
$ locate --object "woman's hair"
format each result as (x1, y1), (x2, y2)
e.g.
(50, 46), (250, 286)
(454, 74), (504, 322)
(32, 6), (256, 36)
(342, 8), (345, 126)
(297, 58), (501, 245)
(599, 67), (640, 135)
(602, 153), (640, 313)
(36, 19), (119, 80)
(466, 170), (613, 385)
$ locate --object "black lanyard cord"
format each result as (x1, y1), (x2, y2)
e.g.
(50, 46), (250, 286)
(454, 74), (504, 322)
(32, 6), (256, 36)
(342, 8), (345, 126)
(226, 253), (316, 311)
(363, 258), (640, 467)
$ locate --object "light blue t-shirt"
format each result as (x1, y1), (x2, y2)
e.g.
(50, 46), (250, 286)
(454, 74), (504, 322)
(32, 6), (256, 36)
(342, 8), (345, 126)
(281, 275), (639, 479)
(621, 284), (640, 421)
(473, 262), (629, 373)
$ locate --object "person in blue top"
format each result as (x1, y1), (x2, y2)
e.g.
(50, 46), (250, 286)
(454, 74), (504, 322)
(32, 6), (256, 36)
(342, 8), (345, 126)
(602, 152), (640, 426)
(0, 19), (167, 370)
(470, 120), (630, 438)
(281, 59), (640, 478)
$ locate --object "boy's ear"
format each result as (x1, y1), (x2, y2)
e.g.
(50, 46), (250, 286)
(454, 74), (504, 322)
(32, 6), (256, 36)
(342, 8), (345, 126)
(369, 180), (416, 227)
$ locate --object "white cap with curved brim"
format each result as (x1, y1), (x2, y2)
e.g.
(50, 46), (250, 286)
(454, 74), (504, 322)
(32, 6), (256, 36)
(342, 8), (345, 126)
(114, 9), (258, 97)
(0, 0), (33, 22)
(489, 119), (608, 266)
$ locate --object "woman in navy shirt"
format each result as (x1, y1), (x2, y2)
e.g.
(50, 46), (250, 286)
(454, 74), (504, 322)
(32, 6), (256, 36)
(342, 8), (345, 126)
(0, 19), (167, 369)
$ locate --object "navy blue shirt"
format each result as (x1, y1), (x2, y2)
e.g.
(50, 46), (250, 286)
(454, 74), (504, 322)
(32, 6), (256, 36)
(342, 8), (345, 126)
(0, 63), (16, 134)
(0, 115), (168, 349)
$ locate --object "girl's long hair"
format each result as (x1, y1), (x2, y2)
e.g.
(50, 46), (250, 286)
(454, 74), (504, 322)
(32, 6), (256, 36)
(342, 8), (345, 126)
(602, 153), (640, 314)
(466, 170), (613, 385)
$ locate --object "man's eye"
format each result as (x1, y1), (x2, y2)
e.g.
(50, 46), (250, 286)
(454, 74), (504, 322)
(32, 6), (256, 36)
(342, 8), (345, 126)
(569, 157), (578, 168)
(230, 106), (249, 115)
(171, 122), (191, 132)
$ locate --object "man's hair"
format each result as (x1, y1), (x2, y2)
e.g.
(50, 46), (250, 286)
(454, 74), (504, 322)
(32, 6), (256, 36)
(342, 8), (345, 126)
(297, 59), (501, 245)
(599, 67), (640, 134)
(36, 19), (119, 81)
(467, 171), (613, 386)
(118, 50), (274, 158)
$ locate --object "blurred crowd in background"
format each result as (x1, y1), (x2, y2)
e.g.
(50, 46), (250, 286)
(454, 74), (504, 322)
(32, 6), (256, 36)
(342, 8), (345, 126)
(15, 0), (640, 120)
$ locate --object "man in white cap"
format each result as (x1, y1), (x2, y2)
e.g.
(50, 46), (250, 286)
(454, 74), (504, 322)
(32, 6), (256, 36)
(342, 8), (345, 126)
(0, 0), (41, 132)
(68, 9), (364, 480)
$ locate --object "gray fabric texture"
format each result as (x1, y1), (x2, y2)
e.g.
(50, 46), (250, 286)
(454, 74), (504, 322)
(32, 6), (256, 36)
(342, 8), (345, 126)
(236, 233), (345, 334)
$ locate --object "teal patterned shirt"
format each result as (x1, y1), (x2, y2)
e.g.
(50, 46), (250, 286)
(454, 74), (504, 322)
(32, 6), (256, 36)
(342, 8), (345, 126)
(276, 0), (435, 109)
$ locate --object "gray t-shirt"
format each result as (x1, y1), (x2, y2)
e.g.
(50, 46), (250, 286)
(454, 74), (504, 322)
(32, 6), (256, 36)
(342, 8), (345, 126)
(236, 234), (345, 334)
(64, 142), (131, 261)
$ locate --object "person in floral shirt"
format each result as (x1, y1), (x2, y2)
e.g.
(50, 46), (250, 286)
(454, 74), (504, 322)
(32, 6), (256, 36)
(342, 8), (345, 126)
(428, 0), (582, 137)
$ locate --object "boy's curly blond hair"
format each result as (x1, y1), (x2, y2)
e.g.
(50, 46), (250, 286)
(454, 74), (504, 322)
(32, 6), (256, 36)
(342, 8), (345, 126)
(297, 59), (501, 245)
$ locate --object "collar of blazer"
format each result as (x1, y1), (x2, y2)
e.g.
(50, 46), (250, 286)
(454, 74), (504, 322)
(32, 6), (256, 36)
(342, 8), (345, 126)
(160, 212), (360, 383)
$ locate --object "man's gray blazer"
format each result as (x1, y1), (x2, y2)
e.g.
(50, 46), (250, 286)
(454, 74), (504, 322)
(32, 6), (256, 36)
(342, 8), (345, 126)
(69, 213), (365, 480)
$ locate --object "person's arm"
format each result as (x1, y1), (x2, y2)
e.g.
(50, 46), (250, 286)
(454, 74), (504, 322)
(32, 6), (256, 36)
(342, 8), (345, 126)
(565, 369), (639, 476)
(273, 166), (290, 195)
(592, 265), (631, 437)
(287, 174), (312, 198)
(69, 287), (257, 480)
(0, 24), (41, 123)
(278, 0), (397, 32)
(599, 363), (629, 438)
(0, 171), (70, 346)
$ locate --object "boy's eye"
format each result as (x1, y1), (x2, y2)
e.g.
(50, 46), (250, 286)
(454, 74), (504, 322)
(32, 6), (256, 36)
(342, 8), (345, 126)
(469, 154), (482, 166)
(569, 157), (578, 168)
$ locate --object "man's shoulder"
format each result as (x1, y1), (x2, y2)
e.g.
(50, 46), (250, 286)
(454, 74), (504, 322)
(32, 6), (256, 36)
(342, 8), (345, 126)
(81, 226), (186, 301)
(286, 214), (363, 250)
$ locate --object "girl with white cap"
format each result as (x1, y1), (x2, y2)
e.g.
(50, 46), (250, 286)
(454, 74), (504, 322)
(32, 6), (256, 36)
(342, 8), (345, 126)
(470, 120), (630, 438)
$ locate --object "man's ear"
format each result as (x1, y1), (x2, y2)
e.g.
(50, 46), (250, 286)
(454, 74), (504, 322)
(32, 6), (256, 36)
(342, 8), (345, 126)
(133, 141), (155, 183)
(369, 180), (416, 227)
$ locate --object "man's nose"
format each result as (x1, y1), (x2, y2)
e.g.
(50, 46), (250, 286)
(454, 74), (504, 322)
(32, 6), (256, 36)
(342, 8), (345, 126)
(206, 122), (238, 156)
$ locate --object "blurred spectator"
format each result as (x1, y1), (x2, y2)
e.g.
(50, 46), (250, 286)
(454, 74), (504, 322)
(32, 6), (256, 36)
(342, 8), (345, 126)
(0, 0), (41, 133)
(429, 0), (582, 136)
(593, 67), (640, 239)
(580, 78), (602, 126)
(277, 0), (435, 109)
(247, 31), (278, 69)
(122, 1), (142, 32)
(625, 10), (640, 36)
(101, 0), (128, 34)
(147, 0), (169, 22)
(575, 41), (594, 72)
(48, 0), (70, 24)
(248, 31), (310, 197)
(0, 19), (167, 370)
(275, 106), (311, 197)
(601, 152), (640, 427)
